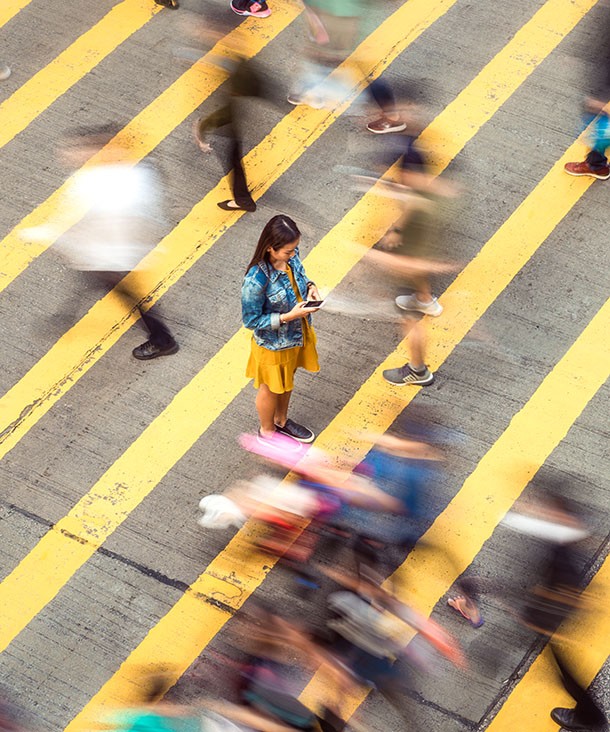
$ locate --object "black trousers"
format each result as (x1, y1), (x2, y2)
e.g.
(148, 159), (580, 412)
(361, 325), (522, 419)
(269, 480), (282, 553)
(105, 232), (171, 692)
(586, 147), (608, 170)
(551, 642), (606, 727)
(89, 271), (175, 348)
(230, 133), (255, 208)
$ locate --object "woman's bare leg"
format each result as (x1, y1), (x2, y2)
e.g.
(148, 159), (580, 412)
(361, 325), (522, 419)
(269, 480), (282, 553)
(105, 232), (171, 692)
(274, 390), (293, 428)
(255, 384), (280, 435)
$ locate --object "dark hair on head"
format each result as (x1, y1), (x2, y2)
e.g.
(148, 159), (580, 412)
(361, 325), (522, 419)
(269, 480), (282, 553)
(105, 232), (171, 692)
(245, 215), (300, 273)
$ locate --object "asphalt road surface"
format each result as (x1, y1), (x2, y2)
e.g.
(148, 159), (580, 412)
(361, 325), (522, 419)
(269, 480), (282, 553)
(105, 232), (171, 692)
(0, 0), (608, 731)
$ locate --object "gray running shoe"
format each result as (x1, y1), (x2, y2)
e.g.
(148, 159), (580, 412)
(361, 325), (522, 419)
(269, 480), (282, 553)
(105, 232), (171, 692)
(382, 364), (434, 386)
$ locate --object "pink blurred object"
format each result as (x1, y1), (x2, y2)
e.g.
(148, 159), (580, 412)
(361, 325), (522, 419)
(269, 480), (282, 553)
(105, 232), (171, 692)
(239, 431), (309, 470)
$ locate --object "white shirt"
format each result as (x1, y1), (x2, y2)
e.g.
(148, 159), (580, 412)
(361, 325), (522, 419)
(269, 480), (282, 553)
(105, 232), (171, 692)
(56, 163), (164, 272)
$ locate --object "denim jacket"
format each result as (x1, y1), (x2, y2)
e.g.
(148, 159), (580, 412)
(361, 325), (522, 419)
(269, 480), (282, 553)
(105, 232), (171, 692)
(242, 250), (312, 350)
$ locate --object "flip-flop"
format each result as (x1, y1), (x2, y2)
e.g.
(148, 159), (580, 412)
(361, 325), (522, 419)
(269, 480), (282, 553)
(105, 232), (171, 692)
(447, 596), (484, 628)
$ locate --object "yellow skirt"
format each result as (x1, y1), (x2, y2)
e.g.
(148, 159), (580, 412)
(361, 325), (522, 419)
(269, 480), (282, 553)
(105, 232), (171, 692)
(246, 321), (320, 394)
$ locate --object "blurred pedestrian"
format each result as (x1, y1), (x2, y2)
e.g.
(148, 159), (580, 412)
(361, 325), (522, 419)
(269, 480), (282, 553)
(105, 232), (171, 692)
(242, 215), (322, 447)
(447, 492), (608, 731)
(20, 125), (179, 360)
(564, 97), (609, 180)
(315, 568), (464, 731)
(289, 0), (405, 132)
(0, 63), (10, 81)
(564, 4), (609, 180)
(361, 107), (457, 386)
(194, 28), (265, 212)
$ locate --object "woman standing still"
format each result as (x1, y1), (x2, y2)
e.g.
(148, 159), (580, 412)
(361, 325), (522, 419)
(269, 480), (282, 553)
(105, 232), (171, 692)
(242, 215), (321, 446)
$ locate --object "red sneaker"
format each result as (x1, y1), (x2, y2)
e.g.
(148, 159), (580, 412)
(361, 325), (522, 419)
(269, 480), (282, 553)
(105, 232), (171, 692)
(564, 160), (610, 180)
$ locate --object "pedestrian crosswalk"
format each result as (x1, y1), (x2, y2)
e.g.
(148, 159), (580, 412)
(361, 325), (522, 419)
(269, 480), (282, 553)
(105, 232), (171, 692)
(0, 0), (608, 730)
(0, 0), (163, 150)
(0, 0), (33, 29)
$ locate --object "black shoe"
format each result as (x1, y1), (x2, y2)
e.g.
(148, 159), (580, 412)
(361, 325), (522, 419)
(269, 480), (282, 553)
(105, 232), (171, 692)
(217, 199), (256, 212)
(132, 340), (179, 360)
(550, 708), (606, 731)
(154, 0), (179, 8)
(275, 418), (315, 443)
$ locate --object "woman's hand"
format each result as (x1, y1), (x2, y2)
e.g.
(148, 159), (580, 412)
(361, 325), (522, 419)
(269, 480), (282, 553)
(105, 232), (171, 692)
(306, 282), (321, 301)
(283, 302), (315, 322)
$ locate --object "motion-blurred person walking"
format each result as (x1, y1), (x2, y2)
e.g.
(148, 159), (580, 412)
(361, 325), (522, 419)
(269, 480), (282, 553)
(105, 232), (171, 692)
(564, 97), (610, 180)
(289, 0), (405, 132)
(21, 125), (178, 360)
(564, 4), (609, 180)
(447, 491), (608, 731)
(362, 108), (457, 385)
(193, 19), (267, 213)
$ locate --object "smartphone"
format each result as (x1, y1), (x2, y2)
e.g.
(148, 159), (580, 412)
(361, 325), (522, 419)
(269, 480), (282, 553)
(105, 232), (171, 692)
(303, 300), (324, 309)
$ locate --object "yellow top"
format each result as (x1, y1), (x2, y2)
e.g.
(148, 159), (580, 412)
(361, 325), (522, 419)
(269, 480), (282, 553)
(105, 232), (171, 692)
(246, 266), (319, 394)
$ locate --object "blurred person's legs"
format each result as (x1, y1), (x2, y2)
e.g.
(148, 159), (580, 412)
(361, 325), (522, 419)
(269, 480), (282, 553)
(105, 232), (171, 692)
(218, 135), (257, 212)
(565, 103), (610, 180)
(395, 273), (443, 317)
(366, 78), (406, 134)
(564, 140), (609, 179)
(550, 642), (607, 731)
(382, 317), (433, 386)
(96, 273), (178, 360)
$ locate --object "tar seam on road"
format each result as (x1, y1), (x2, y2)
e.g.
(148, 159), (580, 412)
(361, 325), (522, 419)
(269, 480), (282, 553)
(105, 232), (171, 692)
(0, 0), (456, 457)
(0, 0), (601, 707)
(0, 0), (580, 666)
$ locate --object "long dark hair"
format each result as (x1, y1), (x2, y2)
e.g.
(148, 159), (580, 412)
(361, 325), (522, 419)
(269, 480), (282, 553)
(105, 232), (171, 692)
(245, 215), (301, 273)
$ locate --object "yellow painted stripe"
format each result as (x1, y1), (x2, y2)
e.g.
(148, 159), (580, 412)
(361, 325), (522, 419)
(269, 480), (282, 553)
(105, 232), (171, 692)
(300, 297), (610, 714)
(0, 1), (302, 292)
(0, 0), (465, 665)
(0, 0), (597, 657)
(0, 0), (461, 648)
(0, 0), (162, 150)
(57, 19), (608, 732)
(0, 0), (32, 29)
(488, 555), (610, 732)
(64, 265), (610, 731)
(0, 0), (595, 467)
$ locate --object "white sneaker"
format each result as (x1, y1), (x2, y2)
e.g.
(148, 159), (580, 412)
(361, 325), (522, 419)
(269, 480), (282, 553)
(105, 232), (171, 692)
(395, 294), (443, 317)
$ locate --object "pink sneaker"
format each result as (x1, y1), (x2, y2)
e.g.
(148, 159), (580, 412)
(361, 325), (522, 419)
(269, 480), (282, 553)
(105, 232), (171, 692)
(230, 0), (271, 18)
